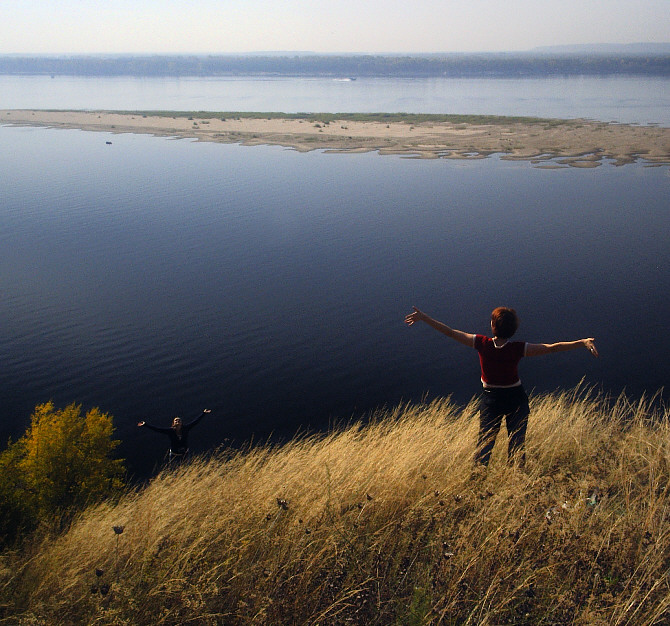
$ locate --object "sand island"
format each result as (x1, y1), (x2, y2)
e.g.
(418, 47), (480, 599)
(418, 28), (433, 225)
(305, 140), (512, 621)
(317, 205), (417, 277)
(3, 109), (669, 167)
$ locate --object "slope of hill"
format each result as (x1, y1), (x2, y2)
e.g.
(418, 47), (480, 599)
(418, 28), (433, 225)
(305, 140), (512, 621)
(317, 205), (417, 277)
(1, 387), (668, 624)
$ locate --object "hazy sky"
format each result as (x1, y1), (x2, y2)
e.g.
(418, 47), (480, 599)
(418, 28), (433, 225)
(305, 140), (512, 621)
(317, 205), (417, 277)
(2, 0), (668, 54)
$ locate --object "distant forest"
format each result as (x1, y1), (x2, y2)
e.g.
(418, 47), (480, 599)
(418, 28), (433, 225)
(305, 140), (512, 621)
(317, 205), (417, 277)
(1, 53), (669, 77)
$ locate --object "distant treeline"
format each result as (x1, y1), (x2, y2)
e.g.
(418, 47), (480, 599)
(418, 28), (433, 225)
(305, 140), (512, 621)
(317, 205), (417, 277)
(1, 54), (669, 77)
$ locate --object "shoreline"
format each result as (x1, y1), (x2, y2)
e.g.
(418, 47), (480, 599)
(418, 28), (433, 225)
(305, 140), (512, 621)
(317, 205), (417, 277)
(3, 109), (670, 167)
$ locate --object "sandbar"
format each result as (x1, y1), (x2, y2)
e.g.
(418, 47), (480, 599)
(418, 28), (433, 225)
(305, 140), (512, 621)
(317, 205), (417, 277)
(3, 109), (669, 167)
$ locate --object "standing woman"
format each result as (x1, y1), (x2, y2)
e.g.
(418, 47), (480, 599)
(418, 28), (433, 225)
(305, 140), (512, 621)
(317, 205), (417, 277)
(138, 409), (211, 463)
(405, 306), (598, 467)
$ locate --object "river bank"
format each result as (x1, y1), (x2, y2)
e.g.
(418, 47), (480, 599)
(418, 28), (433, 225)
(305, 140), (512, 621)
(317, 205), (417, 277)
(3, 109), (670, 166)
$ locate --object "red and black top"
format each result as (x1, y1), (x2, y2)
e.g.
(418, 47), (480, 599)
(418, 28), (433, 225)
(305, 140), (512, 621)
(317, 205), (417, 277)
(474, 335), (527, 388)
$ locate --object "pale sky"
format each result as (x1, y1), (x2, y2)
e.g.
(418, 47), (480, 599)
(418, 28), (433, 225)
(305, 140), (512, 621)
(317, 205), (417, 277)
(1, 0), (668, 55)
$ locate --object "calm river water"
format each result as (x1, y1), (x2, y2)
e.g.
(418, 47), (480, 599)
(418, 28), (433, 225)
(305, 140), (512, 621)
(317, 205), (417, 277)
(1, 74), (669, 125)
(1, 74), (668, 475)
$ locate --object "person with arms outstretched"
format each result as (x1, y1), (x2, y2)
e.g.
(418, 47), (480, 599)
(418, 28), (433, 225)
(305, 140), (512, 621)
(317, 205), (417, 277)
(138, 409), (211, 463)
(405, 306), (598, 467)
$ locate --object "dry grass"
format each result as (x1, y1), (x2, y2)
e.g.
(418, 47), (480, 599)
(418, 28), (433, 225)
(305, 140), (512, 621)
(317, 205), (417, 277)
(1, 387), (668, 625)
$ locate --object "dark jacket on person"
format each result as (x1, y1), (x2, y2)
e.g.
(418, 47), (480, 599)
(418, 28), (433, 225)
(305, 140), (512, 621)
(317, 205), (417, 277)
(142, 411), (208, 455)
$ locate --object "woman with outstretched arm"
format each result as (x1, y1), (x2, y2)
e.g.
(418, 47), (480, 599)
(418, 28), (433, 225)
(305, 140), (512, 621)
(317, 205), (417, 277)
(138, 409), (211, 463)
(405, 306), (598, 467)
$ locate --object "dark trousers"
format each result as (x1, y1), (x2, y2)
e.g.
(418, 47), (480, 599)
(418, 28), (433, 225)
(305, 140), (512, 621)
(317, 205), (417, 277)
(168, 449), (188, 464)
(476, 386), (530, 466)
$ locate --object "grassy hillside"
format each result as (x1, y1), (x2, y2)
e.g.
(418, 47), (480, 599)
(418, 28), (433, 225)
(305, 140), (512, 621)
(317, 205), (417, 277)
(1, 387), (668, 625)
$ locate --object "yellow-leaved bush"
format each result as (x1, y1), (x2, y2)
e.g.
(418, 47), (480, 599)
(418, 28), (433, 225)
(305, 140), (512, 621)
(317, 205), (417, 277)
(0, 402), (124, 542)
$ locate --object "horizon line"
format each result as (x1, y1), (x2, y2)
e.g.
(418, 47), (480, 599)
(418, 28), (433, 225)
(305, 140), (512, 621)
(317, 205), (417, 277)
(2, 43), (670, 57)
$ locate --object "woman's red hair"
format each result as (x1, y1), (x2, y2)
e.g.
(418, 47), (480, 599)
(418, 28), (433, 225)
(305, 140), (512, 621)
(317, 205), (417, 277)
(491, 307), (519, 339)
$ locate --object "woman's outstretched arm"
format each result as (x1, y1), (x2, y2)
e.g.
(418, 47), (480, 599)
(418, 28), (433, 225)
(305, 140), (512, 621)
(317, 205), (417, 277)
(526, 338), (598, 358)
(137, 421), (171, 433)
(405, 306), (475, 348)
(184, 408), (211, 429)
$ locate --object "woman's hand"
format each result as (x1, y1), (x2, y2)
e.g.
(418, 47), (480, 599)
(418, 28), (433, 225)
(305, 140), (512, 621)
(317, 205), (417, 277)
(405, 306), (425, 326)
(584, 338), (599, 357)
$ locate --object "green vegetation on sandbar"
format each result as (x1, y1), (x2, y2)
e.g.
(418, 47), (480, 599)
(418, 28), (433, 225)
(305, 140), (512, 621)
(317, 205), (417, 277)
(1, 387), (668, 624)
(107, 110), (579, 126)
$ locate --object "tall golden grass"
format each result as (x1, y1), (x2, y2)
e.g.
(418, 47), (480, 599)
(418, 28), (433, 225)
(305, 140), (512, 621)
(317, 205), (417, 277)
(1, 386), (668, 625)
